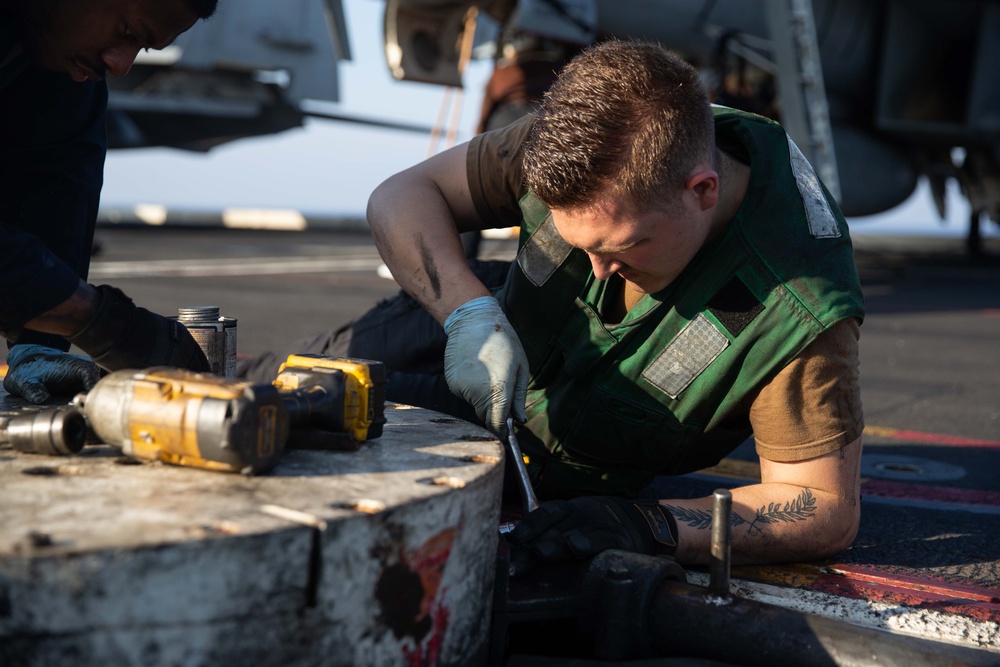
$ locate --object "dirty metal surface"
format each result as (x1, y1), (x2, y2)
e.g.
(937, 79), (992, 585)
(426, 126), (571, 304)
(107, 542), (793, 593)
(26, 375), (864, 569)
(0, 397), (504, 667)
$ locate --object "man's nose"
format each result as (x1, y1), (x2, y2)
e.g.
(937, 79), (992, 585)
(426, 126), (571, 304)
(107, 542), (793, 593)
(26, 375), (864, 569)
(587, 253), (622, 280)
(100, 45), (140, 77)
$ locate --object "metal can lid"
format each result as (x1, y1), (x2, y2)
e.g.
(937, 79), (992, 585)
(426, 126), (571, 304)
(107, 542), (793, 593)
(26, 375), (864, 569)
(178, 306), (221, 323)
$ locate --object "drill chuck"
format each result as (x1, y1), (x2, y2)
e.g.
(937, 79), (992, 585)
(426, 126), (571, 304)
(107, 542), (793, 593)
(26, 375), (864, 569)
(0, 407), (87, 456)
(281, 384), (338, 429)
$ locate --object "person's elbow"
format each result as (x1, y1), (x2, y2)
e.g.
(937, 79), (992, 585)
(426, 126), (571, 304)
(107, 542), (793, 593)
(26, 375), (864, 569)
(366, 175), (396, 233)
(835, 496), (862, 553)
(814, 493), (861, 559)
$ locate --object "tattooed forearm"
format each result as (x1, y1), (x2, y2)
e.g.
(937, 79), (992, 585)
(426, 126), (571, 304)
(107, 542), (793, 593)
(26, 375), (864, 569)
(664, 505), (747, 530)
(664, 488), (818, 535)
(745, 488), (816, 534)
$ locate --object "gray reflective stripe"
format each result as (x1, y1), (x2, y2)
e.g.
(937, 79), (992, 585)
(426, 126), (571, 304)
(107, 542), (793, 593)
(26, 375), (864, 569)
(516, 213), (575, 287)
(787, 136), (841, 239)
(642, 313), (729, 399)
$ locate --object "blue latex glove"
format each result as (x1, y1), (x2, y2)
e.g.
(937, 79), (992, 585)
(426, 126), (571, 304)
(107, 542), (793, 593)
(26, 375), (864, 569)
(443, 296), (529, 434)
(4, 344), (101, 404)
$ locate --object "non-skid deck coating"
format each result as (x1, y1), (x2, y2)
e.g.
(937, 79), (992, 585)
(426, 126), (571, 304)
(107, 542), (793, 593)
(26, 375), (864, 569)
(673, 422), (1000, 654)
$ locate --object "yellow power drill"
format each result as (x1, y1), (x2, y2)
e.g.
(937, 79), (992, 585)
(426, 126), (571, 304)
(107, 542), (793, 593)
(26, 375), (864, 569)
(273, 353), (387, 446)
(76, 355), (387, 474)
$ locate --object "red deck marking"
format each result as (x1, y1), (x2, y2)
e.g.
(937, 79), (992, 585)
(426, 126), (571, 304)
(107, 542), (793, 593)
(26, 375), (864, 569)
(830, 563), (1000, 603)
(862, 479), (1000, 507)
(865, 425), (1000, 449)
(734, 563), (1000, 624)
(808, 574), (1000, 623)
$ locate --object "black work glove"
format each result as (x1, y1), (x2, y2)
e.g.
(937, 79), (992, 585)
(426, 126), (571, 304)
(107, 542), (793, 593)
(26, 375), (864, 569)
(4, 344), (101, 404)
(68, 285), (210, 373)
(508, 496), (679, 575)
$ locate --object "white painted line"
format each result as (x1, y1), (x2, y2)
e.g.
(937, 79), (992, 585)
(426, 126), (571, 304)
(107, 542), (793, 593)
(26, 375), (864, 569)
(482, 227), (519, 239)
(222, 208), (307, 231)
(686, 572), (1000, 653)
(88, 255), (384, 279)
(134, 203), (168, 226)
(134, 45), (182, 65)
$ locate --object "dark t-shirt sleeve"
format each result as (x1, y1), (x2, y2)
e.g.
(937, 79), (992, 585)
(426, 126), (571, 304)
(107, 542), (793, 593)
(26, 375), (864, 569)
(752, 317), (864, 461)
(466, 114), (535, 228)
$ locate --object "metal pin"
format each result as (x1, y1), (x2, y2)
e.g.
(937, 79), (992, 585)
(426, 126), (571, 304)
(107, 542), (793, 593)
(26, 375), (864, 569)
(709, 489), (732, 598)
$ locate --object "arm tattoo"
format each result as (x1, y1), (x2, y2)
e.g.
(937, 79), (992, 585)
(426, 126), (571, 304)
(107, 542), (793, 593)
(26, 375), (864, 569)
(664, 488), (818, 536)
(664, 505), (747, 530)
(746, 488), (817, 534)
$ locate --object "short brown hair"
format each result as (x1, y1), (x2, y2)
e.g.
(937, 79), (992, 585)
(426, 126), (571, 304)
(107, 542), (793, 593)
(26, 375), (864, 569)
(523, 40), (714, 212)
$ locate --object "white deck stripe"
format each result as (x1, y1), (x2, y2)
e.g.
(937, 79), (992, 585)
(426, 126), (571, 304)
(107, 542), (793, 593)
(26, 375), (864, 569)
(89, 255), (383, 278)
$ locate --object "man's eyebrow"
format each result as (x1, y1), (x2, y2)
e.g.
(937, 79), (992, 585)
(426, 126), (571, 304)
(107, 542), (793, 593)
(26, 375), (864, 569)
(587, 238), (641, 254)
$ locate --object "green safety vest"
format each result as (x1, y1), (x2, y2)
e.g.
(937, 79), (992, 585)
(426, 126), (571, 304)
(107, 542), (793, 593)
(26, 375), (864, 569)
(496, 107), (865, 497)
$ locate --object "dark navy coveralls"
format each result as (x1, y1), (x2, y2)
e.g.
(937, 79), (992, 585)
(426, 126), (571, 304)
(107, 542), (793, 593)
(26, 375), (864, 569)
(0, 12), (108, 353)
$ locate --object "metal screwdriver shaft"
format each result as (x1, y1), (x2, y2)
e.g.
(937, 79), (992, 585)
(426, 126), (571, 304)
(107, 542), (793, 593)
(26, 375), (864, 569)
(506, 416), (540, 514)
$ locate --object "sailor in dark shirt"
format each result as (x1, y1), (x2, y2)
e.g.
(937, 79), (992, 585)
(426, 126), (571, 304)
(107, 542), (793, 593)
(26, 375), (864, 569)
(0, 0), (219, 403)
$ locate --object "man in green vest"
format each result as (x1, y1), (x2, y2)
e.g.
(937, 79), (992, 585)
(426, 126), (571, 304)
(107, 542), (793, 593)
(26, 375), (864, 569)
(1, 0), (215, 404)
(363, 39), (865, 567)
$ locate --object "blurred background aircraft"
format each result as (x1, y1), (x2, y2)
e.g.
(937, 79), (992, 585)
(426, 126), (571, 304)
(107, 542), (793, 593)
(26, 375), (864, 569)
(104, 0), (435, 151)
(103, 0), (1000, 254)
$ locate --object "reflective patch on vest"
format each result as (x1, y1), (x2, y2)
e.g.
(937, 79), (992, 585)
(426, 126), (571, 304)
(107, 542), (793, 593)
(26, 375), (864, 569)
(643, 313), (730, 399)
(787, 136), (841, 239)
(517, 214), (575, 287)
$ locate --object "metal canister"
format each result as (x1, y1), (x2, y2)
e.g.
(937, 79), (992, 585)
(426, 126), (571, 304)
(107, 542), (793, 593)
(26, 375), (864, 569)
(176, 306), (238, 377)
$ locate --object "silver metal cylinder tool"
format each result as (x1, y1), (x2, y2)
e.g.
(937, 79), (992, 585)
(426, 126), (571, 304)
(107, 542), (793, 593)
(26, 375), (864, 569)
(0, 406), (87, 456)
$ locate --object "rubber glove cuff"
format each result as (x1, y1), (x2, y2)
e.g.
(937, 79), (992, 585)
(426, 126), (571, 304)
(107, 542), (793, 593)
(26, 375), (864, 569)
(444, 296), (501, 335)
(442, 296), (529, 433)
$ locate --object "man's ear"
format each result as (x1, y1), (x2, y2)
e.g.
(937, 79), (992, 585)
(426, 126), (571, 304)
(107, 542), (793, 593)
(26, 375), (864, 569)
(686, 169), (719, 211)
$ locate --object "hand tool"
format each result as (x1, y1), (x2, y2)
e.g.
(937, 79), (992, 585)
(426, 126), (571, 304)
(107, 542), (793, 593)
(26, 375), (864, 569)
(505, 415), (540, 514)
(75, 355), (387, 473)
(78, 368), (288, 473)
(0, 406), (87, 456)
(273, 354), (386, 444)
